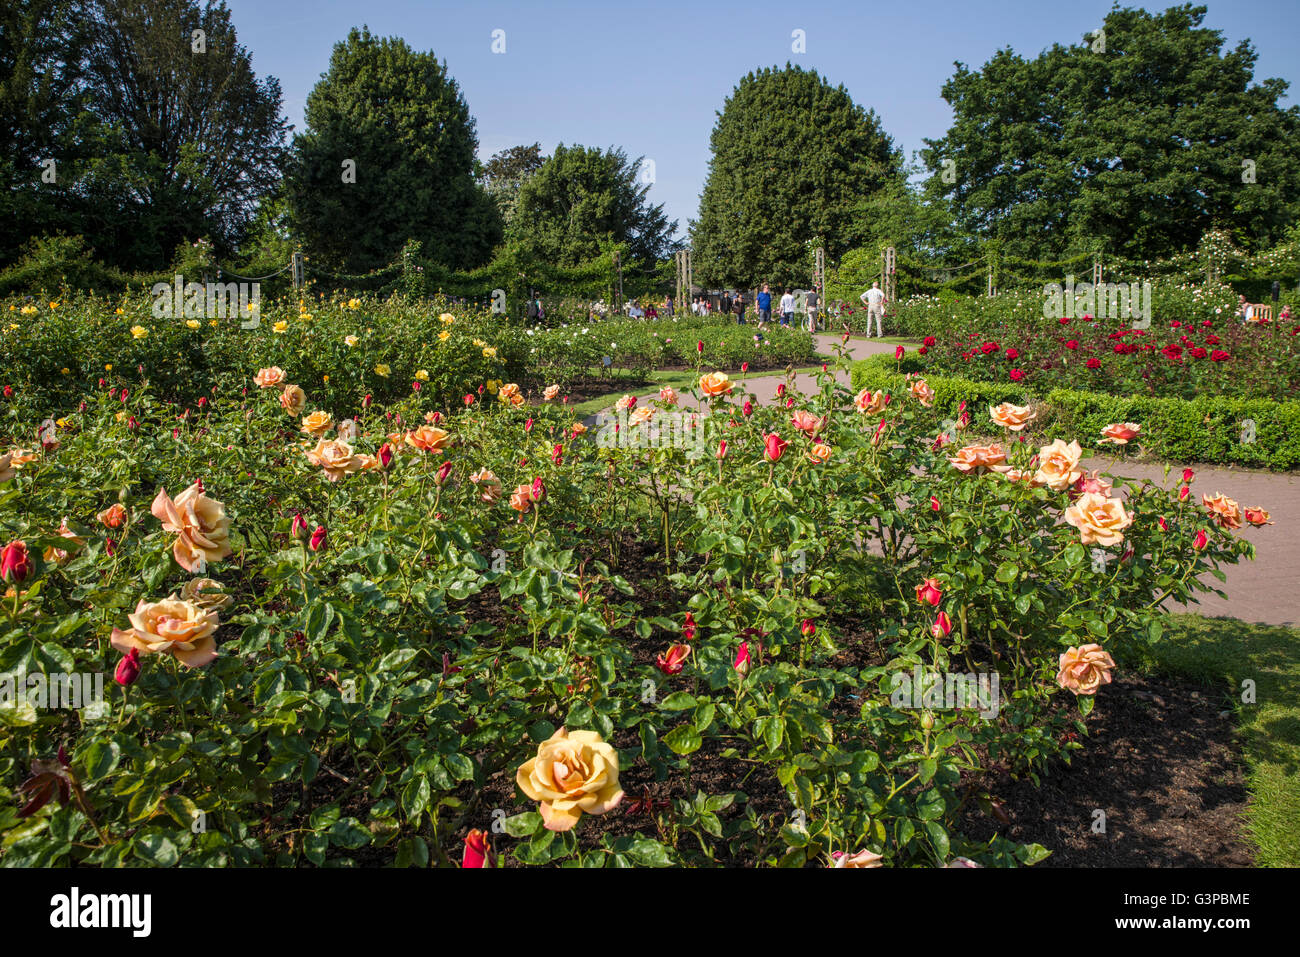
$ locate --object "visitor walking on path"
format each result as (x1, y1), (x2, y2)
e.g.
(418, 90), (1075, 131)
(860, 282), (886, 337)
(720, 290), (732, 319)
(757, 284), (772, 327)
(733, 292), (746, 324)
(806, 288), (819, 332)
(780, 287), (795, 326)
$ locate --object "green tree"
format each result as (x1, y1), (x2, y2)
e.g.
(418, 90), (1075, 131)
(70, 0), (289, 270)
(479, 142), (544, 231)
(691, 64), (902, 288)
(922, 3), (1300, 262)
(287, 27), (500, 275)
(506, 143), (676, 269)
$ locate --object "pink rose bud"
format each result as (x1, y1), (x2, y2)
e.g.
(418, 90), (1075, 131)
(114, 648), (141, 687)
(734, 641), (751, 676)
(292, 513), (309, 539)
(1182, 468), (1194, 483)
(435, 461), (452, 485)
(716, 440), (728, 460)
(1158, 516), (1167, 531)
(310, 525), (327, 551)
(525, 418), (533, 432)
(532, 477), (546, 502)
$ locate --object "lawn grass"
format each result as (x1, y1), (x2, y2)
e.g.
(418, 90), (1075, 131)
(1144, 613), (1300, 866)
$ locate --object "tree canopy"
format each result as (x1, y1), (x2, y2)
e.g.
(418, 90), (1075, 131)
(921, 3), (1300, 262)
(287, 27), (500, 275)
(506, 143), (677, 269)
(690, 64), (902, 288)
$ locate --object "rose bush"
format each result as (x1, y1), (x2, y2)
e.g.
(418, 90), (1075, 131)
(0, 331), (1259, 868)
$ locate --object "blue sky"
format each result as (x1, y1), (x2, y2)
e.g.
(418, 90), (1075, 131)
(224, 0), (1300, 240)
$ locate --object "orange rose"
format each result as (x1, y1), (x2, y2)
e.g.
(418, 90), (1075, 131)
(498, 383), (524, 407)
(304, 438), (362, 481)
(1056, 644), (1115, 695)
(279, 384), (306, 416)
(1098, 422), (1141, 445)
(791, 409), (825, 435)
(543, 384), (561, 401)
(699, 372), (733, 397)
(854, 389), (888, 415)
(947, 443), (1007, 474)
(1201, 492), (1242, 530)
(301, 410), (333, 436)
(98, 503), (128, 528)
(43, 519), (84, 565)
(908, 378), (936, 407)
(405, 425), (450, 454)
(509, 483), (535, 513)
(111, 596), (219, 668)
(989, 402), (1036, 432)
(570, 422), (588, 437)
(470, 468), (503, 503)
(253, 366), (286, 388)
(831, 849), (884, 868)
(1243, 506), (1273, 526)
(1033, 439), (1083, 491)
(658, 387), (679, 406)
(629, 407), (654, 427)
(151, 483), (233, 574)
(807, 443), (832, 464)
(1063, 492), (1133, 546)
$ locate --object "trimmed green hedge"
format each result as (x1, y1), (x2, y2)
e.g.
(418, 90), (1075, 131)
(850, 353), (1300, 470)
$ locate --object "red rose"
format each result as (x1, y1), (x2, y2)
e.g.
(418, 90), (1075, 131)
(114, 649), (141, 687)
(1086, 358), (1101, 369)
(764, 433), (789, 462)
(1210, 350), (1229, 362)
(0, 540), (31, 584)
(1066, 340), (1079, 350)
(1009, 368), (1025, 382)
(915, 577), (943, 606)
(1005, 347), (1019, 360)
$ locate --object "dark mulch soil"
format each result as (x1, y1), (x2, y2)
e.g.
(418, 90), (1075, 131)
(961, 672), (1253, 867)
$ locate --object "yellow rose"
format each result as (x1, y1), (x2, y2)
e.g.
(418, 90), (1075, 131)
(1063, 492), (1133, 546)
(515, 727), (625, 831)
(150, 483), (233, 574)
(1033, 439), (1083, 491)
(273, 320), (288, 333)
(111, 596), (219, 668)
(344, 335), (358, 347)
(186, 319), (201, 330)
(416, 369), (429, 381)
(989, 402), (1036, 432)
(130, 325), (148, 339)
(374, 363), (391, 377)
(304, 438), (362, 481)
(438, 329), (451, 342)
(440, 313), (455, 325)
(698, 372), (733, 397)
(482, 346), (497, 358)
(301, 410), (333, 436)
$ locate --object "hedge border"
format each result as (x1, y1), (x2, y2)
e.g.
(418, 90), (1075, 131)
(849, 353), (1300, 471)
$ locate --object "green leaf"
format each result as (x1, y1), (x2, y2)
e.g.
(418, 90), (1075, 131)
(664, 724), (702, 755)
(503, 811), (543, 837)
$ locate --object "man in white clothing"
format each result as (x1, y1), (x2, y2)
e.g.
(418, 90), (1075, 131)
(860, 282), (886, 337)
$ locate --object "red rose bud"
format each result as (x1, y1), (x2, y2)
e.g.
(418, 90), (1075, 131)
(1179, 485), (1190, 501)
(552, 444), (564, 465)
(1182, 468), (1194, 484)
(98, 378), (106, 388)
(291, 513), (309, 539)
(733, 641), (751, 676)
(763, 433), (788, 462)
(931, 496), (941, 512)
(524, 418), (534, 433)
(412, 381), (421, 392)
(742, 400), (754, 417)
(800, 619), (816, 637)
(2, 385), (11, 398)
(697, 340), (704, 354)
(462, 829), (495, 868)
(931, 611), (953, 638)
(114, 648), (141, 687)
(1193, 529), (1208, 550)
(197, 396), (207, 408)
(895, 346), (905, 360)
(128, 416), (137, 430)
(915, 577), (943, 607)
(531, 477), (546, 502)
(716, 440), (727, 460)
(776, 383), (786, 398)
(0, 541), (31, 584)
(363, 394), (372, 408)
(1158, 516), (1168, 531)
(310, 525), (327, 551)
(120, 388), (129, 403)
(464, 394), (475, 406)
(105, 537), (116, 557)
(741, 362), (749, 373)
(785, 397), (795, 409)
(435, 461), (452, 485)
(429, 411), (443, 425)
(683, 611), (697, 641)
(378, 443), (394, 469)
